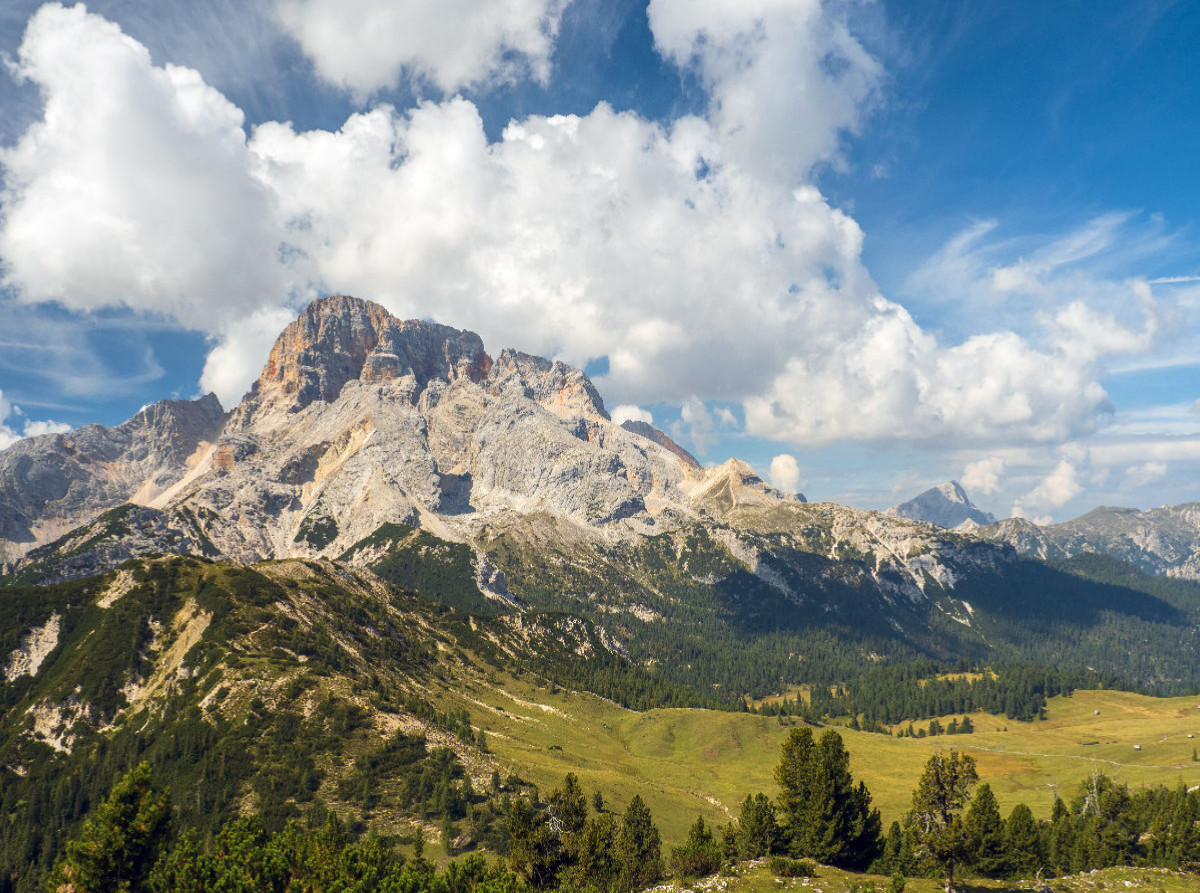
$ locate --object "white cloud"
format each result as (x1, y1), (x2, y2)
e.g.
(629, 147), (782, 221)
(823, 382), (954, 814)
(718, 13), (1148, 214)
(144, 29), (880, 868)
(22, 418), (71, 438)
(768, 453), (802, 493)
(1124, 460), (1167, 488)
(274, 0), (567, 96)
(0, 387), (69, 450)
(0, 4), (1180, 452)
(675, 396), (718, 454)
(1013, 459), (1082, 517)
(0, 3), (288, 330)
(610, 404), (653, 426)
(961, 456), (1005, 495)
(648, 0), (881, 183)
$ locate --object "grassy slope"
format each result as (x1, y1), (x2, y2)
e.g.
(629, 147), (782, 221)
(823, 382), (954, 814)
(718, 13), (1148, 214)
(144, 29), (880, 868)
(457, 681), (1200, 843)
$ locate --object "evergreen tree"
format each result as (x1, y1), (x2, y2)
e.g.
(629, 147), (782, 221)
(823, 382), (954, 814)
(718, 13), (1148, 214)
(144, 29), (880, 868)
(569, 814), (619, 891)
(1046, 796), (1075, 874)
(774, 726), (816, 852)
(965, 783), (1007, 878)
(773, 727), (880, 868)
(908, 750), (978, 892)
(547, 773), (588, 859)
(506, 797), (563, 888)
(1003, 803), (1043, 878)
(736, 793), (781, 859)
(616, 795), (661, 892)
(669, 816), (721, 878)
(45, 763), (172, 893)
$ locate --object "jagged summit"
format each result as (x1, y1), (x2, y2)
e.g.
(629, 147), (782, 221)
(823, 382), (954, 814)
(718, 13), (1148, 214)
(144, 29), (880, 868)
(886, 480), (996, 529)
(233, 295), (492, 430)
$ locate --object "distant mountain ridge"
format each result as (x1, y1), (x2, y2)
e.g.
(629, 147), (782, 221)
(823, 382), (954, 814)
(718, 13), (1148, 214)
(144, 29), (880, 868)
(885, 481), (996, 529)
(980, 503), (1200, 580)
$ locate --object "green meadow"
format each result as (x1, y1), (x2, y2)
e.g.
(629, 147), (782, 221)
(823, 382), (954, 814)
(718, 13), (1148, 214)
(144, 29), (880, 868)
(460, 678), (1200, 846)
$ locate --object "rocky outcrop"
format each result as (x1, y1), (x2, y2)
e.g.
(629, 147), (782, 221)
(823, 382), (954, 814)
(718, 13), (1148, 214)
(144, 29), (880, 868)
(231, 295), (491, 432)
(886, 481), (996, 529)
(620, 420), (702, 471)
(0, 394), (226, 556)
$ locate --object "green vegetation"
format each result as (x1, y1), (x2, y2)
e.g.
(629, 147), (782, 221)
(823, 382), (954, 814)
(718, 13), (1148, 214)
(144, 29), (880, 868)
(294, 513), (339, 550)
(5, 524), (1200, 892)
(343, 522), (499, 616)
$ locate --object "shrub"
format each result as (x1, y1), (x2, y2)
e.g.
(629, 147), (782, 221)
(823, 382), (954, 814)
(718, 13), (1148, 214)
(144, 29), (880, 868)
(768, 855), (815, 877)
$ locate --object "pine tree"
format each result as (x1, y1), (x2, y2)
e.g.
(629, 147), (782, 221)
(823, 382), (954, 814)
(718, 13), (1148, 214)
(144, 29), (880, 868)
(1047, 796), (1076, 874)
(548, 772), (589, 850)
(669, 815), (722, 878)
(774, 726), (816, 853)
(46, 762), (172, 893)
(737, 793), (782, 859)
(908, 750), (978, 892)
(1004, 802), (1044, 877)
(616, 795), (662, 892)
(965, 782), (1007, 877)
(773, 728), (880, 869)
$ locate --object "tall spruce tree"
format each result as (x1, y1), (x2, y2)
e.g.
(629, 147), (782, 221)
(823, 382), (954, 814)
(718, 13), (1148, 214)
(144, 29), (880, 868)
(616, 795), (661, 892)
(736, 793), (782, 859)
(773, 727), (880, 869)
(1003, 803), (1043, 877)
(774, 725), (817, 852)
(964, 782), (1007, 877)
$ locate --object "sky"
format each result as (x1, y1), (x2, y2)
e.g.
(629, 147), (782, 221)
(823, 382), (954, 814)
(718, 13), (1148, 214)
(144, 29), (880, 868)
(0, 0), (1197, 523)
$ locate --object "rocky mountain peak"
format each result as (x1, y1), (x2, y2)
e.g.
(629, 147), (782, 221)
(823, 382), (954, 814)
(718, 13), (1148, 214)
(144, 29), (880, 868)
(232, 295), (492, 429)
(886, 480), (996, 529)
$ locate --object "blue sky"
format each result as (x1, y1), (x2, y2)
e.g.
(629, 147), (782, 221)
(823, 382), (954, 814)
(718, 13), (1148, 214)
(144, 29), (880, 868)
(0, 0), (1197, 521)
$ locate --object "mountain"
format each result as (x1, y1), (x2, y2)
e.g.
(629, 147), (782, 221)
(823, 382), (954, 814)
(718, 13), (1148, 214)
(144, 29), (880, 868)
(981, 503), (1200, 580)
(2, 295), (802, 576)
(3, 295), (1200, 700)
(0, 393), (226, 563)
(885, 481), (996, 529)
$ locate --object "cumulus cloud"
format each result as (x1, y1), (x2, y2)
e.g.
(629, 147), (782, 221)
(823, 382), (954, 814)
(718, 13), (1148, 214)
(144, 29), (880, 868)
(648, 0), (881, 183)
(768, 453), (803, 493)
(0, 3), (1175, 448)
(1124, 460), (1167, 487)
(610, 404), (653, 426)
(0, 3), (288, 329)
(0, 388), (69, 450)
(674, 396), (720, 455)
(961, 456), (1005, 495)
(1013, 459), (1083, 518)
(274, 0), (566, 96)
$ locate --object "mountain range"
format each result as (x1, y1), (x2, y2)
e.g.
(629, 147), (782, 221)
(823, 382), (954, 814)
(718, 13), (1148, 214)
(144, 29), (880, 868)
(3, 295), (1200, 890)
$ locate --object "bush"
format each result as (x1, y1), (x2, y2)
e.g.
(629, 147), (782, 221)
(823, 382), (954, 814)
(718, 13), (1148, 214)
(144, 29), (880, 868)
(768, 855), (815, 877)
(886, 872), (906, 893)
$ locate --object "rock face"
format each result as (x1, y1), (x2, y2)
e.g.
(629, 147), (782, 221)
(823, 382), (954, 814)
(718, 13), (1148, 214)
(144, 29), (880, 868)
(980, 504), (1200, 580)
(0, 394), (226, 556)
(886, 481), (996, 529)
(6, 295), (793, 571)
